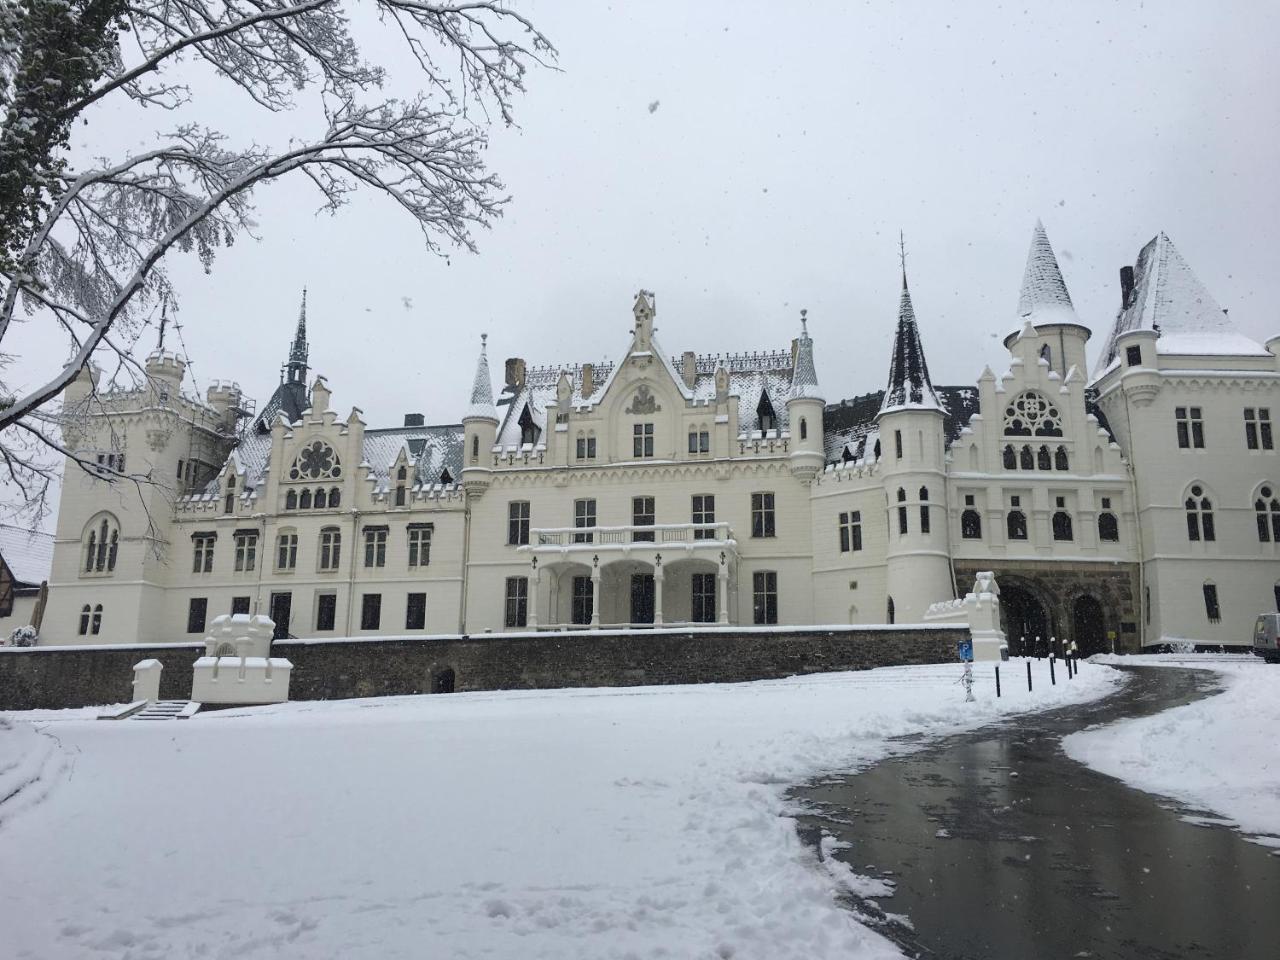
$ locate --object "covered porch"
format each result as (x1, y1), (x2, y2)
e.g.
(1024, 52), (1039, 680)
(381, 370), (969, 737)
(518, 523), (738, 630)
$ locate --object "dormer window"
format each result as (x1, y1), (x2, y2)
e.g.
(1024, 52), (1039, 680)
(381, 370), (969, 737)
(518, 405), (539, 446)
(224, 475), (236, 515)
(757, 390), (777, 434)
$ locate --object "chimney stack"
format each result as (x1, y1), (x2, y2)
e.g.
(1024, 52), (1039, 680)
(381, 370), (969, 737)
(504, 357), (526, 389)
(403, 413), (425, 428)
(681, 351), (697, 389)
(1119, 265), (1135, 310)
(581, 363), (595, 399)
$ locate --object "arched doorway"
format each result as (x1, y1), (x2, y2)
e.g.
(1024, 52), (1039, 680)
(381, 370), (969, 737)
(1072, 595), (1107, 655)
(431, 667), (456, 694)
(1001, 583), (1049, 656)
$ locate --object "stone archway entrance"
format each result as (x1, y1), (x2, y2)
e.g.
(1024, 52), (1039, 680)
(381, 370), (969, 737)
(1001, 583), (1050, 656)
(1072, 595), (1107, 655)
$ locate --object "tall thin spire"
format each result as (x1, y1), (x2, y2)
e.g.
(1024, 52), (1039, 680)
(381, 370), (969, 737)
(878, 269), (941, 417)
(285, 287), (309, 384)
(1016, 220), (1076, 322)
(465, 333), (498, 422)
(789, 308), (824, 402)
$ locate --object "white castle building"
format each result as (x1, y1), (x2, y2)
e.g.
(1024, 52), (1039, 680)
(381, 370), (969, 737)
(22, 224), (1280, 652)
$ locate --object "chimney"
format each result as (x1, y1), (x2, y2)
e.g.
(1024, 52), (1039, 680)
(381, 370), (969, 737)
(403, 413), (425, 428)
(681, 351), (697, 390)
(581, 362), (595, 399)
(790, 338), (799, 366)
(1119, 265), (1135, 310)
(504, 357), (526, 389)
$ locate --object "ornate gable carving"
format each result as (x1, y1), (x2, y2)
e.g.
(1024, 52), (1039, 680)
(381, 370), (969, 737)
(625, 385), (661, 415)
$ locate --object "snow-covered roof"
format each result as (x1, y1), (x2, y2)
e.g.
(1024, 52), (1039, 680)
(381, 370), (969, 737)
(496, 350), (799, 448)
(254, 380), (308, 434)
(0, 524), (53, 586)
(878, 276), (942, 416)
(1100, 232), (1268, 364)
(199, 423), (463, 498)
(1014, 220), (1079, 329)
(827, 387), (980, 464)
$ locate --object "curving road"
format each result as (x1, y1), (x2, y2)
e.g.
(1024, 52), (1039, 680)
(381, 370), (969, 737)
(792, 665), (1278, 960)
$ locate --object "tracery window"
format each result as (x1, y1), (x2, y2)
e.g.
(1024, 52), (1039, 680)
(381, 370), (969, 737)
(83, 514), (120, 574)
(1185, 485), (1215, 542)
(919, 486), (931, 534)
(289, 441), (342, 481)
(1054, 446), (1069, 471)
(1255, 486), (1280, 543)
(1003, 391), (1062, 437)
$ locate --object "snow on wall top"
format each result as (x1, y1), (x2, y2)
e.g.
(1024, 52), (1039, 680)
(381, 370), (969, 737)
(878, 276), (942, 415)
(0, 523), (53, 586)
(1101, 232), (1268, 364)
(1015, 220), (1078, 328)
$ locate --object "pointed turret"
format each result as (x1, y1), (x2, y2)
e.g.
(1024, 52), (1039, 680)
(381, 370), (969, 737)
(878, 273), (941, 417)
(787, 310), (825, 480)
(1016, 220), (1077, 325)
(789, 311), (824, 403)
(465, 334), (498, 422)
(286, 288), (309, 385)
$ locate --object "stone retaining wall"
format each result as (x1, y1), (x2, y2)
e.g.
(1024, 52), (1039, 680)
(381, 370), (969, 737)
(0, 625), (966, 711)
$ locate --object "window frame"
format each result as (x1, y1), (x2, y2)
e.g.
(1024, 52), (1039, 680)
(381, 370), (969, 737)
(505, 576), (529, 628)
(752, 570), (778, 625)
(508, 501), (531, 546)
(363, 526), (388, 568)
(633, 422), (655, 458)
(405, 592), (427, 630)
(187, 597), (208, 634)
(692, 494), (716, 540)
(360, 593), (382, 631)
(751, 492), (776, 539)
(573, 499), (597, 543)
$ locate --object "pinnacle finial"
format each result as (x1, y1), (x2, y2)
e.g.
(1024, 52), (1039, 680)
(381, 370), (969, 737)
(898, 230), (908, 284)
(800, 307), (808, 336)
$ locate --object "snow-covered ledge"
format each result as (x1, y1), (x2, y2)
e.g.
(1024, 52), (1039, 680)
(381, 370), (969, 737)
(924, 571), (1006, 662)
(191, 614), (292, 705)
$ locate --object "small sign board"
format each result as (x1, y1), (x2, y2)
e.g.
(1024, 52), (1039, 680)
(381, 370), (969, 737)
(957, 639), (974, 662)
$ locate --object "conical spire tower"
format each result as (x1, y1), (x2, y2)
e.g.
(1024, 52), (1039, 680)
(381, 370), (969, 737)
(878, 272), (941, 416)
(789, 310), (823, 403)
(465, 333), (498, 422)
(285, 288), (309, 384)
(1016, 220), (1077, 325)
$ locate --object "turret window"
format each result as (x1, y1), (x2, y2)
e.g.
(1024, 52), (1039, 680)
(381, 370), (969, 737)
(1256, 486), (1280, 542)
(1125, 345), (1143, 367)
(1245, 408), (1274, 451)
(800, 418), (808, 440)
(919, 486), (931, 534)
(896, 488), (908, 535)
(1185, 485), (1215, 542)
(1176, 407), (1205, 449)
(894, 430), (903, 459)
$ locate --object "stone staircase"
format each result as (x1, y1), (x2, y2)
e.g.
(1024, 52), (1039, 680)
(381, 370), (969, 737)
(130, 700), (195, 721)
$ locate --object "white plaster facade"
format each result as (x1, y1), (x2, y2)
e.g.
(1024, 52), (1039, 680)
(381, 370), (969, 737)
(37, 226), (1280, 652)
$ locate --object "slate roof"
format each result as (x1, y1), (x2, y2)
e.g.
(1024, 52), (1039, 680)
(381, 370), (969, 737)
(1100, 232), (1268, 366)
(879, 276), (942, 414)
(465, 336), (499, 421)
(253, 379), (308, 434)
(1016, 220), (1078, 327)
(0, 524), (53, 586)
(826, 386), (981, 465)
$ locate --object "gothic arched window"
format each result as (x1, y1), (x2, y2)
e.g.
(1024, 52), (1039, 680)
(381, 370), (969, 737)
(886, 596), (895, 625)
(300, 488), (313, 510)
(1039, 343), (1052, 367)
(1003, 445), (1016, 470)
(314, 488), (327, 509)
(1098, 512), (1119, 542)
(896, 488), (908, 535)
(285, 489), (297, 510)
(1054, 446), (1069, 471)
(919, 486), (930, 534)
(1052, 509), (1073, 542)
(78, 604), (91, 635)
(800, 417), (808, 440)
(1004, 391), (1062, 437)
(1256, 485), (1280, 542)
(1185, 485), (1215, 542)
(1037, 446), (1051, 471)
(83, 513), (119, 574)
(1020, 445), (1034, 470)
(91, 604), (103, 635)
(329, 487), (341, 508)
(962, 509), (982, 539)
(1007, 510), (1028, 541)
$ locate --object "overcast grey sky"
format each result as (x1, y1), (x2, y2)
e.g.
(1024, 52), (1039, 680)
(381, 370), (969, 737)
(45, 1), (1280, 430)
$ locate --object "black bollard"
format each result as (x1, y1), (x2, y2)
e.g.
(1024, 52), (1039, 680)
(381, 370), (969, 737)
(1026, 659), (1033, 692)
(995, 665), (1002, 698)
(1049, 655), (1056, 685)
(1066, 657), (1073, 680)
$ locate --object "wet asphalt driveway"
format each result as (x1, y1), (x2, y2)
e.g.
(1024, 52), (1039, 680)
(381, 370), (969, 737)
(791, 665), (1279, 960)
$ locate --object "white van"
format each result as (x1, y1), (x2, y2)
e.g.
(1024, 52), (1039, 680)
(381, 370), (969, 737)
(1253, 613), (1280, 663)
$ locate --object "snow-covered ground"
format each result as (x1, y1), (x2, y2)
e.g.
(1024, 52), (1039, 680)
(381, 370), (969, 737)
(1064, 654), (1280, 848)
(1, 660), (1119, 960)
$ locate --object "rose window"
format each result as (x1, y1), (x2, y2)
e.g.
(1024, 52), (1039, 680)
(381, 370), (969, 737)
(1003, 391), (1062, 437)
(289, 441), (341, 480)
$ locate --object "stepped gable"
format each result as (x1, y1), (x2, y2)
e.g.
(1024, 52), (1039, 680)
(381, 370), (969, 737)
(1100, 231), (1267, 366)
(878, 273), (942, 416)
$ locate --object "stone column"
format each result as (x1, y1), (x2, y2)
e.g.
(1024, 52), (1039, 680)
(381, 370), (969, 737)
(717, 567), (730, 624)
(654, 564), (665, 626)
(590, 566), (601, 628)
(528, 564), (541, 631)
